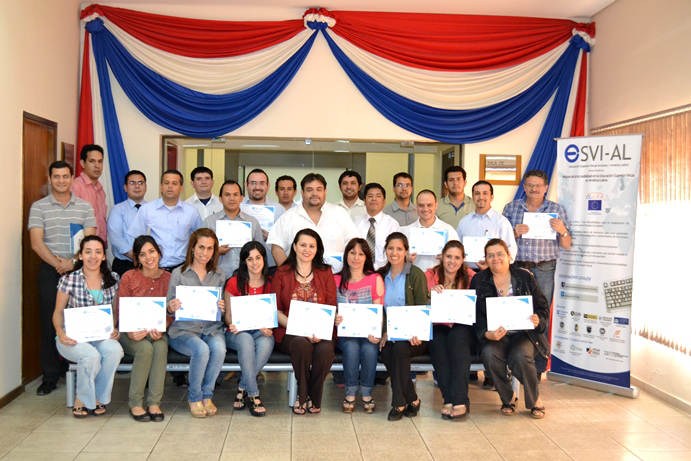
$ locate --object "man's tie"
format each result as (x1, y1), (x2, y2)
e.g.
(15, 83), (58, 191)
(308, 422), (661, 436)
(134, 204), (141, 210)
(367, 217), (376, 257)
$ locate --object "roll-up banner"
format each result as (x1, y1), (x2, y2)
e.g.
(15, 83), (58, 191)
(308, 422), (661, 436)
(548, 134), (642, 398)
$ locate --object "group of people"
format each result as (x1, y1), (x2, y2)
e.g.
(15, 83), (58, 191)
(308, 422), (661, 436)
(29, 143), (571, 422)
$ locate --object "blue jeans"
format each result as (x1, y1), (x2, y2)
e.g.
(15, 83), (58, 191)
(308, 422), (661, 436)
(56, 338), (124, 409)
(169, 332), (226, 403)
(338, 337), (379, 398)
(524, 261), (556, 374)
(225, 330), (274, 397)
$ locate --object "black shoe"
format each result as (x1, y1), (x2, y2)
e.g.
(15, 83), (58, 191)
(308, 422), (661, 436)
(173, 374), (189, 387)
(537, 371), (543, 382)
(36, 382), (57, 396)
(482, 376), (494, 390)
(404, 399), (421, 418)
(374, 377), (388, 387)
(469, 371), (479, 382)
(387, 406), (405, 422)
(130, 409), (151, 422)
(148, 411), (165, 423)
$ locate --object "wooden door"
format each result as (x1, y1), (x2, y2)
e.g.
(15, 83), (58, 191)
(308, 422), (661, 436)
(22, 112), (57, 385)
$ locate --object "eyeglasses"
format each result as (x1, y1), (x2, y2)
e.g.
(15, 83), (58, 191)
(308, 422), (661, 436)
(127, 181), (145, 186)
(248, 181), (267, 187)
(525, 183), (546, 189)
(395, 183), (412, 188)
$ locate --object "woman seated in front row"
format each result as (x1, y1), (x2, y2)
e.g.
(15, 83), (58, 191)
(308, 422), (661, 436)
(335, 238), (384, 414)
(54, 236), (124, 418)
(224, 241), (273, 417)
(118, 236), (171, 422)
(471, 238), (549, 419)
(378, 232), (428, 421)
(425, 240), (475, 420)
(166, 228), (226, 418)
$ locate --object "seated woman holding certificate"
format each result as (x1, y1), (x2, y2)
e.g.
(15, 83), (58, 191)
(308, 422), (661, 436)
(377, 232), (429, 422)
(425, 240), (475, 420)
(53, 236), (124, 418)
(224, 241), (273, 417)
(272, 228), (338, 415)
(471, 238), (550, 419)
(166, 229), (226, 418)
(334, 238), (385, 414)
(118, 236), (171, 422)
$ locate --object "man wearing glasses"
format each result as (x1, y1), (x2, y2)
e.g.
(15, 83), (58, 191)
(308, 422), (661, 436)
(107, 170), (148, 277)
(383, 172), (418, 226)
(243, 168), (285, 267)
(436, 166), (475, 229)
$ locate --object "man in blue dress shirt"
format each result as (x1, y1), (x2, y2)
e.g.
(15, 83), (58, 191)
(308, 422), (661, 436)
(107, 170), (147, 277)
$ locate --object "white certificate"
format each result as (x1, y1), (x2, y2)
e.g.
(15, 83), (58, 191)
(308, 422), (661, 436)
(324, 254), (343, 273)
(430, 290), (476, 325)
(463, 236), (490, 263)
(175, 286), (222, 322)
(337, 303), (382, 338)
(118, 297), (167, 332)
(69, 223), (85, 255)
(230, 293), (278, 331)
(409, 227), (448, 256)
(216, 220), (252, 248)
(64, 304), (113, 343)
(386, 305), (432, 341)
(286, 300), (336, 340)
(522, 212), (558, 240)
(486, 296), (534, 331)
(240, 204), (275, 231)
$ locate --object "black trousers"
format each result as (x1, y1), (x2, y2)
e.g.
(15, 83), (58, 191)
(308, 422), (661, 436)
(38, 262), (62, 384)
(380, 341), (427, 408)
(111, 257), (134, 278)
(428, 324), (474, 406)
(277, 335), (335, 408)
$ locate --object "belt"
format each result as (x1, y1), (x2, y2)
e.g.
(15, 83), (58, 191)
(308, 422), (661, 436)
(515, 259), (555, 268)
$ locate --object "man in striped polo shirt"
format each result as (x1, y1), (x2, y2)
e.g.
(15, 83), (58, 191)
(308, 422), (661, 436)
(28, 161), (97, 396)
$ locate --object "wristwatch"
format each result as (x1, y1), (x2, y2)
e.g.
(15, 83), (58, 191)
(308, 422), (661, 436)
(561, 231), (569, 237)
(71, 257), (78, 265)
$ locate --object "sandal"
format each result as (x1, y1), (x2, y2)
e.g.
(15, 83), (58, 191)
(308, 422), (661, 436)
(530, 406), (546, 419)
(234, 388), (246, 410)
(342, 398), (355, 413)
(363, 398), (376, 414)
(189, 401), (207, 418)
(441, 403), (452, 420)
(404, 399), (421, 418)
(307, 406), (321, 414)
(449, 404), (468, 420)
(203, 399), (218, 416)
(293, 400), (306, 415)
(93, 404), (107, 416)
(247, 395), (266, 417)
(501, 402), (516, 416)
(72, 406), (89, 419)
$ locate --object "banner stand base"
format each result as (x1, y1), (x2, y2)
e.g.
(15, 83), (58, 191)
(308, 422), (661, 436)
(547, 371), (640, 399)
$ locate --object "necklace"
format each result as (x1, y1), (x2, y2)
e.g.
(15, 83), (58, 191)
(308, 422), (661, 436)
(295, 267), (313, 281)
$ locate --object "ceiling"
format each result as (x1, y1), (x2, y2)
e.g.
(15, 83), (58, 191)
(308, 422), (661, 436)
(97, 0), (616, 20)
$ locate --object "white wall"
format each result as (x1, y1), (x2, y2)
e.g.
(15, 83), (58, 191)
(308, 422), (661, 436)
(0, 0), (82, 398)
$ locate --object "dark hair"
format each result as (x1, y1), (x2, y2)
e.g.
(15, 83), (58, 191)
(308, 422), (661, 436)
(246, 168), (269, 183)
(432, 241), (470, 290)
(219, 179), (243, 196)
(472, 180), (494, 195)
(275, 175), (297, 191)
(443, 166), (467, 182)
(392, 172), (413, 187)
(416, 189), (437, 201)
(79, 144), (104, 162)
(48, 161), (73, 176)
(523, 169), (549, 185)
(161, 169), (184, 185)
(73, 235), (117, 289)
(282, 228), (330, 271)
(484, 238), (510, 258)
(377, 232), (409, 277)
(300, 173), (327, 190)
(338, 238), (375, 294)
(233, 241), (271, 295)
(124, 170), (147, 185)
(338, 170), (362, 187)
(182, 228), (219, 273)
(363, 182), (386, 199)
(131, 235), (163, 270)
(190, 166), (213, 181)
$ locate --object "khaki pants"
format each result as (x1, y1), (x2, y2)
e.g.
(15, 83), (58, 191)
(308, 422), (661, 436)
(119, 333), (169, 408)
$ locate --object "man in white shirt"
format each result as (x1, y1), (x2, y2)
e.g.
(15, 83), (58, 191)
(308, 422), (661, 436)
(185, 166), (222, 220)
(107, 170), (147, 277)
(268, 173), (360, 266)
(242, 169), (286, 267)
(275, 175), (298, 211)
(336, 170), (366, 220)
(457, 180), (517, 271)
(401, 190), (460, 272)
(353, 183), (400, 269)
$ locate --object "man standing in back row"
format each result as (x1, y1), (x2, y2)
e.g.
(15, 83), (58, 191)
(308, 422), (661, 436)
(243, 169), (285, 267)
(336, 170), (367, 220)
(185, 166), (223, 220)
(436, 166), (475, 229)
(71, 144), (107, 243)
(107, 170), (148, 277)
(383, 172), (418, 226)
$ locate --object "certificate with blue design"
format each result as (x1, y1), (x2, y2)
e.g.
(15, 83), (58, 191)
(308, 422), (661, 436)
(69, 223), (85, 255)
(118, 297), (167, 332)
(240, 204), (275, 231)
(522, 212), (558, 240)
(175, 286), (222, 322)
(324, 254), (343, 273)
(486, 296), (534, 331)
(409, 228), (448, 256)
(64, 304), (113, 343)
(386, 305), (432, 341)
(286, 300), (336, 340)
(337, 303), (382, 339)
(216, 220), (252, 247)
(230, 293), (278, 331)
(463, 236), (490, 263)
(431, 290), (476, 325)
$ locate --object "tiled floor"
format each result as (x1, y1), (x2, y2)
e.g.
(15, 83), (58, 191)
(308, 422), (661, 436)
(0, 372), (689, 460)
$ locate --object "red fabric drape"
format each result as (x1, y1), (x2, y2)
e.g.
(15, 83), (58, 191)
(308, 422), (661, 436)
(331, 10), (578, 71)
(76, 30), (93, 176)
(80, 4), (304, 58)
(570, 52), (588, 137)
